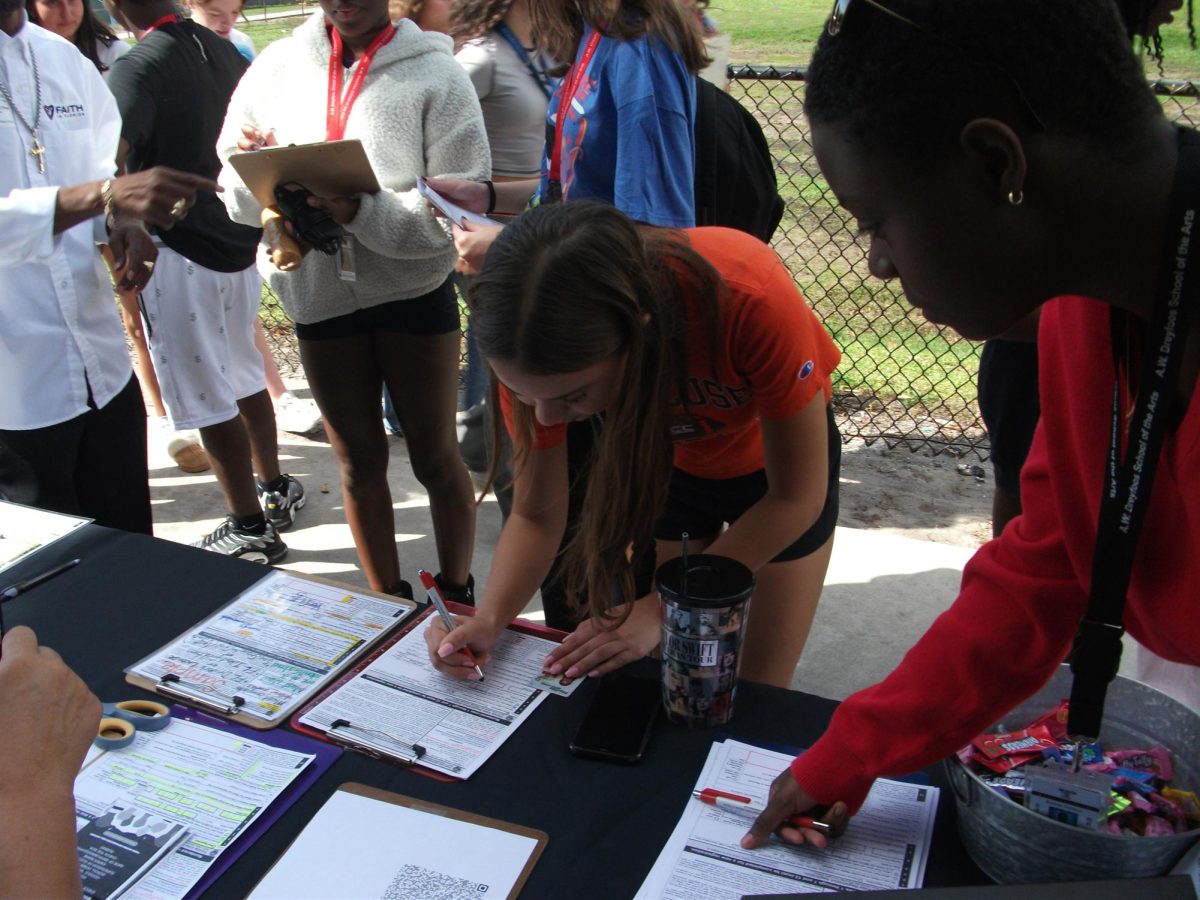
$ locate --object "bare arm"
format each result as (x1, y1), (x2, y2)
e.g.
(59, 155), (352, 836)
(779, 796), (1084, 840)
(0, 627), (101, 898)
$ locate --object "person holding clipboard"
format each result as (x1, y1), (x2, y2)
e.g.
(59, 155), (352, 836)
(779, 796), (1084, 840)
(424, 201), (841, 690)
(216, 0), (490, 601)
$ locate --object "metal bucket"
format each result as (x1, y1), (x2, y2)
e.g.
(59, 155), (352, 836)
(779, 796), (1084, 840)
(945, 666), (1200, 883)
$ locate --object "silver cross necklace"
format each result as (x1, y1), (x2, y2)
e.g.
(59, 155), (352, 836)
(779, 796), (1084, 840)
(0, 42), (45, 173)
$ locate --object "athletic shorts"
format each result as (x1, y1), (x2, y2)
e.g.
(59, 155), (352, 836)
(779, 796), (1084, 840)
(141, 246), (266, 431)
(977, 338), (1040, 496)
(293, 279), (458, 340)
(652, 405), (841, 562)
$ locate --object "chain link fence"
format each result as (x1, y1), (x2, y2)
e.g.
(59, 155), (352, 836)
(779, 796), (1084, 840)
(256, 69), (1200, 459)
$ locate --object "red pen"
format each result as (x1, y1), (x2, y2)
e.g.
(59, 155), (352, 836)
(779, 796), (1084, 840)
(692, 788), (833, 837)
(418, 569), (485, 681)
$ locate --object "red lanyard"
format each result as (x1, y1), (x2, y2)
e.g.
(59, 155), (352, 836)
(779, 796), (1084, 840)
(143, 12), (179, 33)
(326, 24), (397, 141)
(549, 28), (602, 183)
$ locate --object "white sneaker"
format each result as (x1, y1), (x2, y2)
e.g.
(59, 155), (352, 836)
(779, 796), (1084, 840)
(274, 391), (323, 435)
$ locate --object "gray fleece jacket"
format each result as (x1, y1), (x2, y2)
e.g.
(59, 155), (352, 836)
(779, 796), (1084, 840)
(217, 13), (490, 325)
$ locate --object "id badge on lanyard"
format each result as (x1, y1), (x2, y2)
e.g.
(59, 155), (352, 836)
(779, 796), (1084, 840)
(326, 23), (395, 280)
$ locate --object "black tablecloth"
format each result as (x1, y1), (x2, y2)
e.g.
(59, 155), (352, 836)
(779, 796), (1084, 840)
(3, 525), (989, 898)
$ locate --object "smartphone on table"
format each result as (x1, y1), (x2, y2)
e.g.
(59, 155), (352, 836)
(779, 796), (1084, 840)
(568, 673), (661, 764)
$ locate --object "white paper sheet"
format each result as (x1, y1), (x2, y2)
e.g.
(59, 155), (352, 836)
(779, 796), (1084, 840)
(0, 499), (90, 575)
(635, 739), (939, 898)
(127, 571), (413, 722)
(249, 789), (540, 899)
(298, 620), (557, 778)
(417, 177), (502, 229)
(74, 718), (315, 900)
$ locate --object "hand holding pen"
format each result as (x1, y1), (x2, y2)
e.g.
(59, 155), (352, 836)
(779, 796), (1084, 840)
(739, 769), (850, 850)
(418, 569), (486, 681)
(694, 788), (833, 836)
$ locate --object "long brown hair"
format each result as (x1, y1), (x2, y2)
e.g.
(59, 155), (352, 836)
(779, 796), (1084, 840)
(450, 0), (517, 42)
(26, 0), (123, 72)
(470, 200), (722, 625)
(529, 0), (709, 75)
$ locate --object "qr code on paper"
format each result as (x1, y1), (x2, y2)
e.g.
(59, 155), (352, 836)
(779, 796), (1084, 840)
(382, 864), (490, 899)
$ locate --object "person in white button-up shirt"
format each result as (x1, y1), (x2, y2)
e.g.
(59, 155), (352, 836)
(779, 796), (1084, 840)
(0, 3), (218, 532)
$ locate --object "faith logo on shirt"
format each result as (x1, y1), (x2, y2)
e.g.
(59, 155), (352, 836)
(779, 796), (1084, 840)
(797, 360), (815, 380)
(43, 103), (86, 121)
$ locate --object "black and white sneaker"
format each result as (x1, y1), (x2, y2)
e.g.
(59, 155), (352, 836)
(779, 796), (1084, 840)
(192, 517), (287, 564)
(257, 474), (306, 532)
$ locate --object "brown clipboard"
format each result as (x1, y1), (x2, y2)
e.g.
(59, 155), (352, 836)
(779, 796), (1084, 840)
(124, 571), (418, 730)
(251, 782), (549, 900)
(226, 138), (382, 208)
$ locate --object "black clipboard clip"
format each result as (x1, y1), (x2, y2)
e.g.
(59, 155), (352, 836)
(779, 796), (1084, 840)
(156, 673), (247, 717)
(328, 719), (426, 766)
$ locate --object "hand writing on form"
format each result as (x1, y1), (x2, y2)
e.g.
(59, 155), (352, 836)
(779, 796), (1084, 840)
(423, 611), (502, 681)
(740, 768), (850, 850)
(542, 594), (661, 680)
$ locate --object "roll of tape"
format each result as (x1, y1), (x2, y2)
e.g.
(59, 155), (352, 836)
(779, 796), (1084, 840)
(106, 699), (172, 732)
(94, 716), (136, 750)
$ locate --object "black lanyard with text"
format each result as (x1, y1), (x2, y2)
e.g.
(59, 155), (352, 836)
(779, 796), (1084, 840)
(1067, 127), (1200, 740)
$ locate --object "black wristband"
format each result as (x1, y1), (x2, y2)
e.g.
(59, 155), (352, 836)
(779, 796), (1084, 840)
(484, 179), (497, 215)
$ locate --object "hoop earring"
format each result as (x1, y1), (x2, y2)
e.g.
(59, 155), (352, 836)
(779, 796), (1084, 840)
(1007, 189), (1024, 207)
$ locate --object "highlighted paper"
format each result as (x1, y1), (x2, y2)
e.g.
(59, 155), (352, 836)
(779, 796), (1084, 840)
(0, 499), (89, 575)
(635, 739), (939, 898)
(126, 571), (416, 725)
(73, 716), (321, 900)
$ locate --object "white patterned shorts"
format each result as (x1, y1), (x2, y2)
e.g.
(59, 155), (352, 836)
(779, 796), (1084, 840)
(141, 246), (267, 430)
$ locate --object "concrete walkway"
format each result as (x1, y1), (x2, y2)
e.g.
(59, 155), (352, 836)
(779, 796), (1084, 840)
(147, 385), (980, 702)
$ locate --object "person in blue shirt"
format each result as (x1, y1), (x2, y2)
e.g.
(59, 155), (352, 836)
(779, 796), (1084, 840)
(431, 0), (709, 272)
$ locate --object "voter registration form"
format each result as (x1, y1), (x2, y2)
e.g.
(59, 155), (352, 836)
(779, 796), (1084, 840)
(636, 739), (939, 898)
(298, 621), (561, 778)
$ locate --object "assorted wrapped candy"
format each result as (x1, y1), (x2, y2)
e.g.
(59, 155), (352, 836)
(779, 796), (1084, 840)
(959, 700), (1200, 836)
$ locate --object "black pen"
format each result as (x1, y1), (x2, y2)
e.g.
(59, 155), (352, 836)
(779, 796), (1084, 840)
(0, 557), (80, 659)
(1, 557), (81, 601)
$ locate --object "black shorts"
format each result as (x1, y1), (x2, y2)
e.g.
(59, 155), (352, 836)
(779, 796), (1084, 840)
(652, 405), (841, 562)
(977, 338), (1040, 497)
(294, 279), (459, 340)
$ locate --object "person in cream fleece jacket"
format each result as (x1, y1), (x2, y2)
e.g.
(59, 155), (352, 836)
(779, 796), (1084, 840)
(217, 4), (490, 604)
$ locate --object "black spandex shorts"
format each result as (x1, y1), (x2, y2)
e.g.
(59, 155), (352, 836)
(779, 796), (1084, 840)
(294, 278), (458, 340)
(977, 338), (1040, 497)
(652, 405), (841, 562)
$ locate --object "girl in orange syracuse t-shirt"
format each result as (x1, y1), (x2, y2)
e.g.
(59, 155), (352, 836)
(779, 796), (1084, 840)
(424, 201), (842, 688)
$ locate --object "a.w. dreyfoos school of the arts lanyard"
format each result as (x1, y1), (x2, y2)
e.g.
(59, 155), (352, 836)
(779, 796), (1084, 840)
(325, 22), (396, 280)
(1067, 126), (1200, 747)
(545, 28), (602, 203)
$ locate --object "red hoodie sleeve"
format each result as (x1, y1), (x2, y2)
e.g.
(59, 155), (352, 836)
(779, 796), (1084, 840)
(790, 421), (1089, 812)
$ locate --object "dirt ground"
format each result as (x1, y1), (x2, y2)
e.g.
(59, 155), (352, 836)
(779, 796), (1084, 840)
(836, 437), (995, 550)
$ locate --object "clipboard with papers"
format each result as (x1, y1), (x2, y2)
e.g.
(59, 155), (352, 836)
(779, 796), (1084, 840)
(227, 138), (381, 209)
(125, 570), (418, 729)
(291, 602), (572, 780)
(249, 783), (548, 900)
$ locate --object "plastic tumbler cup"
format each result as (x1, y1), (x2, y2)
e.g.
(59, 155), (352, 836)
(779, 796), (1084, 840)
(657, 554), (755, 728)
